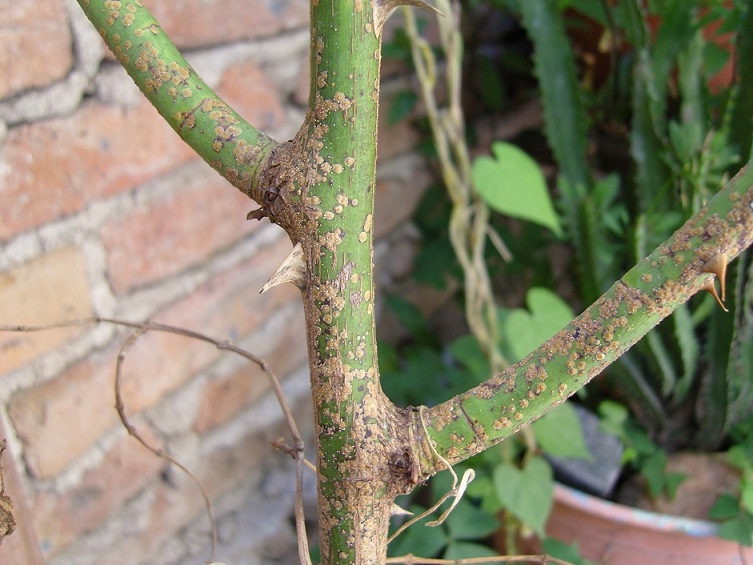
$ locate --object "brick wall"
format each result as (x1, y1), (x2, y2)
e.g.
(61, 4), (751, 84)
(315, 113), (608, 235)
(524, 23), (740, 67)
(0, 1), (428, 563)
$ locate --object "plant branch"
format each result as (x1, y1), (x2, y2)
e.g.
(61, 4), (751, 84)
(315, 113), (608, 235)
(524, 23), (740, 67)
(415, 164), (753, 472)
(75, 0), (278, 203)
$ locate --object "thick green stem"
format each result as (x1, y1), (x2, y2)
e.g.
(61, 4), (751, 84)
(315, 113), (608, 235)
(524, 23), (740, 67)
(416, 165), (753, 471)
(298, 2), (411, 563)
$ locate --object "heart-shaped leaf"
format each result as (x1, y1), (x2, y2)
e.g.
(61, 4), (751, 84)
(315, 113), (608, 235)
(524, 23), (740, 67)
(493, 456), (554, 536)
(533, 402), (592, 460)
(501, 287), (574, 362)
(472, 141), (562, 236)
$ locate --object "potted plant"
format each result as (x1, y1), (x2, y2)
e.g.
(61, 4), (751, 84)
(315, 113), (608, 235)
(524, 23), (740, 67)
(384, 1), (753, 563)
(510, 0), (753, 561)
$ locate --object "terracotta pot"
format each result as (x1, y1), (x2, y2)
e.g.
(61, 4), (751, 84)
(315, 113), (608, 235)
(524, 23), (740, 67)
(547, 483), (753, 565)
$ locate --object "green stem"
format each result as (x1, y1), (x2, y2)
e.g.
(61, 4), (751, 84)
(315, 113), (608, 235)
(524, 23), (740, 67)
(76, 0), (277, 201)
(299, 2), (410, 563)
(418, 164), (753, 469)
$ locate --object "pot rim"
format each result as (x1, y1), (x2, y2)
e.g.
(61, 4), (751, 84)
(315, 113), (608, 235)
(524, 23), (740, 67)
(554, 482), (720, 538)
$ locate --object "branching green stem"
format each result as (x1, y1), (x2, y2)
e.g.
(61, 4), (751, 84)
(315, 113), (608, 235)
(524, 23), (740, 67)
(76, 0), (278, 202)
(416, 165), (753, 470)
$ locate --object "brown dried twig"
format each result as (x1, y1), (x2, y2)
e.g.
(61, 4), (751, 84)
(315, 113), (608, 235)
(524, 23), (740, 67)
(1, 317), (312, 565)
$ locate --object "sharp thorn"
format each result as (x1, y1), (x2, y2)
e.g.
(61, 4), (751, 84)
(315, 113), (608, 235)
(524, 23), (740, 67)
(702, 252), (728, 302)
(246, 208), (266, 221)
(701, 279), (728, 312)
(259, 243), (307, 294)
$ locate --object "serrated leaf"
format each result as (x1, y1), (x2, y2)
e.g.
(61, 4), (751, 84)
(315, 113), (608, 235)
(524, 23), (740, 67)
(533, 402), (592, 460)
(472, 142), (562, 236)
(493, 457), (554, 536)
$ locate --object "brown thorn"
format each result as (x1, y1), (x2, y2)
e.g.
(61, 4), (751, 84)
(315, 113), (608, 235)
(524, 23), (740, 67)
(246, 208), (266, 221)
(702, 252), (728, 302)
(701, 279), (728, 312)
(259, 242), (307, 293)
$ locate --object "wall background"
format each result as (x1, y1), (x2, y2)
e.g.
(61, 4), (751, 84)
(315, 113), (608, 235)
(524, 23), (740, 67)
(0, 1), (429, 563)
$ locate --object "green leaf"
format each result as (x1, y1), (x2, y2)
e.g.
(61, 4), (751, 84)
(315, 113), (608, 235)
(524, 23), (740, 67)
(388, 90), (418, 125)
(476, 55), (506, 111)
(493, 456), (554, 536)
(443, 541), (499, 562)
(710, 493), (741, 520)
(450, 335), (491, 382)
(445, 541), (499, 562)
(542, 537), (598, 565)
(500, 287), (574, 362)
(742, 474), (753, 515)
(444, 498), (500, 541)
(385, 294), (435, 346)
(472, 142), (562, 236)
(717, 512), (753, 547)
(533, 402), (592, 460)
(519, 0), (591, 189)
(387, 505), (448, 558)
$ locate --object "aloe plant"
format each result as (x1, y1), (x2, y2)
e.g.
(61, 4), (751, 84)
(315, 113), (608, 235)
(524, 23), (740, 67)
(21, 1), (752, 562)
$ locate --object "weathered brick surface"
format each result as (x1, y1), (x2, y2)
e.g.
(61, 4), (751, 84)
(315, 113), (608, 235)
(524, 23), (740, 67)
(0, 100), (196, 241)
(101, 166), (261, 295)
(217, 59), (287, 135)
(31, 426), (164, 558)
(117, 236), (301, 414)
(193, 307), (307, 434)
(9, 349), (116, 478)
(148, 0), (309, 49)
(0, 0), (73, 100)
(0, 246), (93, 376)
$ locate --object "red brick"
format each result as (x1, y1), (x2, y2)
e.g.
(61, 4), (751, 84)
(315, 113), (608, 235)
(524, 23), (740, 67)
(193, 306), (307, 434)
(0, 0), (73, 100)
(8, 347), (122, 479)
(117, 236), (302, 414)
(7, 237), (302, 479)
(0, 246), (93, 376)
(0, 100), (196, 241)
(147, 0), (309, 49)
(217, 59), (286, 135)
(101, 167), (260, 295)
(31, 427), (164, 558)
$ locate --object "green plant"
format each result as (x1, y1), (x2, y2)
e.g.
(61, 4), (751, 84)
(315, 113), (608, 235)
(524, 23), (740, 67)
(510, 0), (753, 546)
(6, 1), (753, 563)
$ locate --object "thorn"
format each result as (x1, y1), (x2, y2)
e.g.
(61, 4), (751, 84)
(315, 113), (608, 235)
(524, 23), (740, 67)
(372, 0), (444, 38)
(390, 503), (413, 517)
(701, 279), (728, 312)
(246, 208), (266, 221)
(702, 252), (728, 302)
(259, 243), (306, 294)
